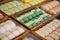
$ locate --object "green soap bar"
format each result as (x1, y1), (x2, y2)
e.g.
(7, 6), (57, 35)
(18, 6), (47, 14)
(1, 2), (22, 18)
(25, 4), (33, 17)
(35, 11), (40, 16)
(29, 25), (33, 28)
(47, 15), (51, 18)
(20, 20), (25, 23)
(23, 18), (29, 23)
(43, 15), (48, 20)
(32, 15), (40, 21)
(28, 15), (33, 20)
(39, 11), (44, 15)
(32, 14), (36, 17)
(32, 22), (37, 27)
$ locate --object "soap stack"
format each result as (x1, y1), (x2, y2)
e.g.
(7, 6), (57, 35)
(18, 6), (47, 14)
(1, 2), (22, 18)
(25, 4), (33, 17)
(15, 8), (51, 28)
(0, 1), (31, 15)
(0, 20), (25, 40)
(21, 0), (45, 6)
(0, 13), (4, 20)
(35, 19), (60, 40)
(41, 1), (60, 14)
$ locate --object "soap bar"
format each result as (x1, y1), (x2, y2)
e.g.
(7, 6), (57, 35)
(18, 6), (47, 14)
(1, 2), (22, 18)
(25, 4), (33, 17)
(0, 13), (4, 20)
(21, 0), (32, 3)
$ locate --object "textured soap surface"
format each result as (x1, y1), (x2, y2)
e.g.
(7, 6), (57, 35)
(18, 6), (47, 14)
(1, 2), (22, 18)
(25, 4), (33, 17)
(0, 20), (25, 40)
(15, 8), (51, 28)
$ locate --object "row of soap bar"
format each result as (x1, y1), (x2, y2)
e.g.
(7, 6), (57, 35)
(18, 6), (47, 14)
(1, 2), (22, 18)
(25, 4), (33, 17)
(15, 8), (51, 28)
(21, 0), (45, 6)
(25, 13), (51, 28)
(0, 20), (25, 40)
(41, 1), (60, 12)
(46, 28), (60, 40)
(0, 1), (31, 15)
(0, 13), (4, 20)
(49, 5), (60, 14)
(35, 19), (60, 38)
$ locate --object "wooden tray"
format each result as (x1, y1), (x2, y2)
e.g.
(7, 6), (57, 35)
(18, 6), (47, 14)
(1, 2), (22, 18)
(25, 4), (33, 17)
(0, 17), (29, 40)
(31, 26), (60, 40)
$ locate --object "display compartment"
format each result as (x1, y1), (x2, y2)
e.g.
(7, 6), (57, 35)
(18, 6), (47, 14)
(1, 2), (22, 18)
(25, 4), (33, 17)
(0, 17), (29, 40)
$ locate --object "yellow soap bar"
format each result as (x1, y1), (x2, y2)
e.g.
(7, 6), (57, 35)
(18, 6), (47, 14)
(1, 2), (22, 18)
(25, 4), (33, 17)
(21, 0), (32, 3)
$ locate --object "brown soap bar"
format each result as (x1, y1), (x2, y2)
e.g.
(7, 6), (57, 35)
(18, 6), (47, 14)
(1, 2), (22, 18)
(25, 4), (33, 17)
(0, 13), (4, 20)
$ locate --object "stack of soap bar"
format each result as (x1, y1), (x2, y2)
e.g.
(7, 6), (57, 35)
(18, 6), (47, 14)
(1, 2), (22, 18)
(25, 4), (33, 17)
(0, 20), (25, 40)
(0, 1), (31, 15)
(46, 28), (60, 40)
(49, 5), (60, 14)
(0, 13), (4, 20)
(15, 8), (51, 28)
(41, 1), (60, 12)
(35, 19), (60, 38)
(21, 0), (45, 6)
(19, 33), (40, 40)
